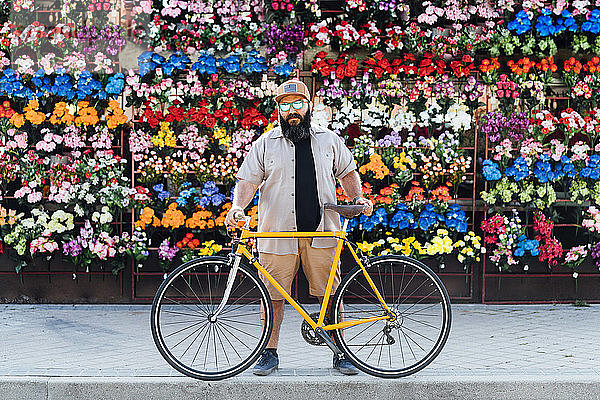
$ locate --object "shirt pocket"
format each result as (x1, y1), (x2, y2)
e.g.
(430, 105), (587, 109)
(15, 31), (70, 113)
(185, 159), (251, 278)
(264, 149), (283, 179)
(322, 149), (334, 176)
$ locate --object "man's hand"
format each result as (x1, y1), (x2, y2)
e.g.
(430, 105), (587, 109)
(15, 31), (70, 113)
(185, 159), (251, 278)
(225, 206), (244, 228)
(355, 197), (373, 216)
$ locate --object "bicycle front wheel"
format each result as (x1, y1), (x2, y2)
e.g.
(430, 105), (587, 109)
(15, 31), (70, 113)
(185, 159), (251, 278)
(151, 256), (273, 380)
(331, 255), (451, 378)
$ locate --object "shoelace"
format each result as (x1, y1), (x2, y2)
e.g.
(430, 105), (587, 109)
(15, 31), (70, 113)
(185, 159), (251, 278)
(257, 351), (275, 366)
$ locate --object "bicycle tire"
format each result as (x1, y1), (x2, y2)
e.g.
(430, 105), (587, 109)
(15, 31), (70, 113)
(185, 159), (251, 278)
(151, 256), (273, 380)
(331, 254), (451, 378)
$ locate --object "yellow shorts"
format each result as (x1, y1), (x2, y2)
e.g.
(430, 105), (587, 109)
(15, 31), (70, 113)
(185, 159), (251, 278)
(258, 238), (340, 301)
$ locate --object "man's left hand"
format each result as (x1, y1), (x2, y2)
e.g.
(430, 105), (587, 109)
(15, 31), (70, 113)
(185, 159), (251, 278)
(355, 197), (373, 216)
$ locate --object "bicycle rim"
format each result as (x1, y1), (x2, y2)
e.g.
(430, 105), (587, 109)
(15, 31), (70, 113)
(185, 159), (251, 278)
(151, 257), (273, 380)
(332, 255), (451, 378)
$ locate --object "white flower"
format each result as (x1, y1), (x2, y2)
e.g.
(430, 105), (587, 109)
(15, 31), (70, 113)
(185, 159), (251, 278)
(74, 204), (84, 217)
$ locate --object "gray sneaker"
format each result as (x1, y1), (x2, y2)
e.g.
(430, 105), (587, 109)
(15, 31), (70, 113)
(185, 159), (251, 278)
(253, 349), (279, 376)
(333, 355), (358, 375)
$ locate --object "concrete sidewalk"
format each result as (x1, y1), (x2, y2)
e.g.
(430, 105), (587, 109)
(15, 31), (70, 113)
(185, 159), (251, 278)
(0, 304), (599, 399)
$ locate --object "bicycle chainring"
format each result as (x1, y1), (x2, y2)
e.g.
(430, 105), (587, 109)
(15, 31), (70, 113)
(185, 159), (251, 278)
(301, 312), (330, 346)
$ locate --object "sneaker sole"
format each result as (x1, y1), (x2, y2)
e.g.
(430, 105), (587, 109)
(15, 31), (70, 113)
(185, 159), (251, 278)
(252, 366), (278, 376)
(337, 368), (359, 375)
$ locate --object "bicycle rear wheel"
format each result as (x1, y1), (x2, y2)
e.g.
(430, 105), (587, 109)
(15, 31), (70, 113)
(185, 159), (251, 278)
(151, 256), (273, 380)
(331, 255), (451, 378)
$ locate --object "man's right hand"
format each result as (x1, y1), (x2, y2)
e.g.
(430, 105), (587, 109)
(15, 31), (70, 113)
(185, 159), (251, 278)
(225, 206), (245, 228)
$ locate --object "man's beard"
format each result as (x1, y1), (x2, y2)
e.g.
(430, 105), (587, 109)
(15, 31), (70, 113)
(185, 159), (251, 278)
(280, 110), (312, 143)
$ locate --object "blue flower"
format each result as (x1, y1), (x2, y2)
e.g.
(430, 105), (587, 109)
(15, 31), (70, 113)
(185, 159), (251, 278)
(274, 61), (295, 76)
(369, 207), (388, 227)
(241, 50), (268, 74)
(209, 193), (227, 206)
(389, 204), (413, 229)
(413, 204), (443, 231)
(153, 184), (164, 192)
(505, 157), (530, 182)
(515, 235), (539, 257)
(106, 73), (125, 96)
(482, 160), (501, 181)
(445, 204), (468, 233)
(158, 191), (170, 201)
(191, 52), (217, 74)
(202, 181), (219, 196)
(508, 10), (532, 35)
(176, 197), (187, 207)
(361, 213), (375, 231)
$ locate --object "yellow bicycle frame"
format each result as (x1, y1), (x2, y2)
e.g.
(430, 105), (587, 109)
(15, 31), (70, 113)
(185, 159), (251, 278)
(234, 227), (393, 332)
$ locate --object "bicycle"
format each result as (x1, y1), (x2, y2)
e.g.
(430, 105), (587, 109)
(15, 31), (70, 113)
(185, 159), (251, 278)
(150, 203), (451, 380)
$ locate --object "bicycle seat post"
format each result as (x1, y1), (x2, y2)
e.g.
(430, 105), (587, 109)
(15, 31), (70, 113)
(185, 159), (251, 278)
(341, 217), (349, 232)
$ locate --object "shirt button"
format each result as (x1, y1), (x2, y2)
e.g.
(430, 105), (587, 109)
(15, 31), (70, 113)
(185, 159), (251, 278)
(291, 175), (294, 178)
(291, 193), (294, 196)
(291, 158), (294, 161)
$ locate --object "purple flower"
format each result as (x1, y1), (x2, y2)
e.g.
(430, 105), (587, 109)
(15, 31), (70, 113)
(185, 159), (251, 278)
(158, 239), (179, 262)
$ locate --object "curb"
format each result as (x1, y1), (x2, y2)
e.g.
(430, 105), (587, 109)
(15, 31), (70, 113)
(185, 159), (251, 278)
(1, 375), (600, 400)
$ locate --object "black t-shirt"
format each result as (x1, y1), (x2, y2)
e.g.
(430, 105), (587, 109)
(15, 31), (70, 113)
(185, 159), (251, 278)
(294, 137), (321, 232)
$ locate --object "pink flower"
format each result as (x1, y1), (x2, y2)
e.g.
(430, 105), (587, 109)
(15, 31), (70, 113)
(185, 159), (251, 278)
(27, 191), (42, 203)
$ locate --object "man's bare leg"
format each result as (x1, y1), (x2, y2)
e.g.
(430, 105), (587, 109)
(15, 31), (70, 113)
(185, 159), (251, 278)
(265, 299), (285, 348)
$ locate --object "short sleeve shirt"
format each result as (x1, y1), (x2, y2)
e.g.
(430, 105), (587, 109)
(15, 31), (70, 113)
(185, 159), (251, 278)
(236, 123), (357, 255)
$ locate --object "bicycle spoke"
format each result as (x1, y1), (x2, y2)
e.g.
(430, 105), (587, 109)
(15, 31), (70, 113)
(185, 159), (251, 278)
(164, 319), (208, 340)
(332, 256), (450, 377)
(217, 321), (254, 351)
(215, 322), (243, 361)
(401, 324), (435, 345)
(403, 315), (441, 331)
(164, 291), (209, 316)
(213, 322), (231, 367)
(152, 261), (272, 379)
(345, 319), (379, 343)
(216, 317), (263, 327)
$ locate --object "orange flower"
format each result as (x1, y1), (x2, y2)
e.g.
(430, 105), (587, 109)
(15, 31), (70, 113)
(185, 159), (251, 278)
(405, 182), (425, 201)
(564, 57), (582, 74)
(161, 203), (186, 229)
(23, 99), (46, 125)
(9, 113), (24, 128)
(536, 56), (557, 72)
(248, 205), (259, 228)
(508, 57), (535, 75)
(380, 186), (395, 196)
(135, 207), (155, 229)
(359, 153), (390, 179)
(106, 100), (128, 129)
(431, 186), (452, 201)
(50, 102), (75, 125)
(75, 101), (99, 125)
(479, 58), (500, 73)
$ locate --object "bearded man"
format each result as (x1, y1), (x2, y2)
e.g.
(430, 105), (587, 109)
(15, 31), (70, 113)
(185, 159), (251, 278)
(225, 79), (372, 376)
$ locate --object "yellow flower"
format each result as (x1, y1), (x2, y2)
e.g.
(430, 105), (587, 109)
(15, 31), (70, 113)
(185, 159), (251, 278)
(213, 126), (230, 148)
(151, 122), (177, 147)
(357, 241), (376, 253)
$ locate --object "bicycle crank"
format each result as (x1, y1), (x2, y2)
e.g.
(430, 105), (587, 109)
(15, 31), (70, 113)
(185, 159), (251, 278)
(301, 312), (330, 346)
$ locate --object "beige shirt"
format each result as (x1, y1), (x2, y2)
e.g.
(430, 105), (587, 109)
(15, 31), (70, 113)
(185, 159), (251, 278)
(236, 123), (357, 255)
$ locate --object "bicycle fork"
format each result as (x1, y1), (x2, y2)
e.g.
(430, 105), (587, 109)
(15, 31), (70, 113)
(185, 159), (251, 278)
(208, 253), (242, 322)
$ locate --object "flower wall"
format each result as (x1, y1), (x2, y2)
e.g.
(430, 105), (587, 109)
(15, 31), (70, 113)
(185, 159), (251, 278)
(2, 1), (600, 301)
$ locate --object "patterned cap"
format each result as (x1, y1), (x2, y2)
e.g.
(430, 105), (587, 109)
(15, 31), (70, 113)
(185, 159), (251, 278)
(274, 79), (311, 103)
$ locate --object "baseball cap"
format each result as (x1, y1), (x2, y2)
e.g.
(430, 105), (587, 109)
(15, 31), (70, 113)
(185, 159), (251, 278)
(274, 79), (311, 103)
